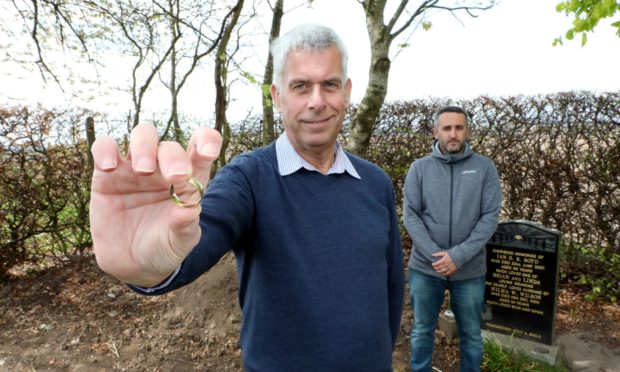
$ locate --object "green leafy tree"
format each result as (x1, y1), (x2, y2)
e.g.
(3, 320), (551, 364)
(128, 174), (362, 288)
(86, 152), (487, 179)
(555, 0), (620, 46)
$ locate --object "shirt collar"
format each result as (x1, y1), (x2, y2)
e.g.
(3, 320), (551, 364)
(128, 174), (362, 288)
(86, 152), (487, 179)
(275, 132), (361, 179)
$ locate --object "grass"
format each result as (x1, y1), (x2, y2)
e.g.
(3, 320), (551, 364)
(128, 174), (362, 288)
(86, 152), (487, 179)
(482, 339), (569, 372)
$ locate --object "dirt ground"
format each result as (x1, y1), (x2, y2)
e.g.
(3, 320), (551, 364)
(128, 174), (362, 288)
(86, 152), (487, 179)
(0, 252), (618, 372)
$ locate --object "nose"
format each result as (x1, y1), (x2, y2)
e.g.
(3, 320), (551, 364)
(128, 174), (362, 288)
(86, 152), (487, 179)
(308, 84), (327, 111)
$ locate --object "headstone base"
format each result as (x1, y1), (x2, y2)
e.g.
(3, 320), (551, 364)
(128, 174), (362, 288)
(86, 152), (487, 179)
(438, 310), (457, 340)
(482, 330), (559, 365)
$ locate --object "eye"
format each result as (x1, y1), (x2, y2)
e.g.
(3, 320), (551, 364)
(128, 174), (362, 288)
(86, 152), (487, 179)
(323, 80), (340, 91)
(291, 82), (308, 92)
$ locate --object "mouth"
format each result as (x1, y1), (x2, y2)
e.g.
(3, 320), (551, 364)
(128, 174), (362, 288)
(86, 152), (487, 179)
(300, 116), (333, 125)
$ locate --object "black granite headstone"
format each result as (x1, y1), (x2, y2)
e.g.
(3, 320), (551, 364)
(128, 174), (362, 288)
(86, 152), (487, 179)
(482, 220), (560, 345)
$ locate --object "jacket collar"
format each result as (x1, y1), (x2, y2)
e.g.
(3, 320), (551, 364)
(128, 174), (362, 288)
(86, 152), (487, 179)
(431, 140), (473, 164)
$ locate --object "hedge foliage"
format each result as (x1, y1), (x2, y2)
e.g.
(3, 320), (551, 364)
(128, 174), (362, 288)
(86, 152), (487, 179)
(364, 92), (619, 251)
(1, 91), (618, 301)
(362, 91), (619, 302)
(0, 107), (92, 279)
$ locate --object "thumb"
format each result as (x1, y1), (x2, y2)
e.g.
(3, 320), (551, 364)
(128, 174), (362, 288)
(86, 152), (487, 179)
(167, 204), (203, 259)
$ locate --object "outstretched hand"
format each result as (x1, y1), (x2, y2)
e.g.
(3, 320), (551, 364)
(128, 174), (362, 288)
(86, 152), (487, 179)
(89, 124), (223, 287)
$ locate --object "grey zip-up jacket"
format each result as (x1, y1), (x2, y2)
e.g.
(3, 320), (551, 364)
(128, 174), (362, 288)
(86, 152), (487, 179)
(403, 140), (502, 281)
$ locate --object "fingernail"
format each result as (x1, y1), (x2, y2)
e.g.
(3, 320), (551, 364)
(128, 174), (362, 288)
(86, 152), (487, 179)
(201, 143), (220, 157)
(167, 161), (190, 177)
(136, 157), (156, 173)
(100, 157), (117, 170)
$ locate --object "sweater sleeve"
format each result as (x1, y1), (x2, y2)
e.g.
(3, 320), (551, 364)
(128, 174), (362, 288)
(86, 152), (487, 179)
(402, 161), (442, 263)
(386, 184), (405, 347)
(129, 157), (255, 295)
(448, 161), (502, 268)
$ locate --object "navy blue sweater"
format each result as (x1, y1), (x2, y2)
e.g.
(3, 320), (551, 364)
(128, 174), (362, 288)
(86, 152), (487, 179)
(135, 143), (404, 371)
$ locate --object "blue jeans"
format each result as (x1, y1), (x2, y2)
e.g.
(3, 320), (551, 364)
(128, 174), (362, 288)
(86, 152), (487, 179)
(409, 270), (485, 372)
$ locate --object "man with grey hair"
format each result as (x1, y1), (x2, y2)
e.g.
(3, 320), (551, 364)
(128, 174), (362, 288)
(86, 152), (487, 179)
(89, 23), (404, 371)
(403, 105), (502, 371)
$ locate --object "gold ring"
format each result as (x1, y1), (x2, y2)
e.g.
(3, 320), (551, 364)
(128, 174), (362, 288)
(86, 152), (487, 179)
(169, 177), (204, 208)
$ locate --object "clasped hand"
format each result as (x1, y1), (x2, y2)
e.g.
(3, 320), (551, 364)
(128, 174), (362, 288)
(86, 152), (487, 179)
(432, 251), (457, 276)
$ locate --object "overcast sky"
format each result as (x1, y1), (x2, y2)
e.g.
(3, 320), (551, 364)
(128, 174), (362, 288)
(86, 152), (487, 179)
(288, 0), (620, 104)
(1, 0), (619, 123)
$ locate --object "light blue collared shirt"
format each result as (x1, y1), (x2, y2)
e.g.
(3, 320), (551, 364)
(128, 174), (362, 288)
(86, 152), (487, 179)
(275, 132), (361, 179)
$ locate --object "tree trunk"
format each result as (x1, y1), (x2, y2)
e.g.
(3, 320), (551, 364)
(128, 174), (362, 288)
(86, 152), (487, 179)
(261, 0), (284, 146)
(347, 0), (392, 156)
(348, 0), (495, 156)
(347, 45), (391, 156)
(213, 0), (244, 172)
(85, 116), (96, 172)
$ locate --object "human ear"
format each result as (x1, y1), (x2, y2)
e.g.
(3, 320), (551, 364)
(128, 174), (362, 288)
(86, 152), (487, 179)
(344, 78), (352, 103)
(270, 84), (281, 112)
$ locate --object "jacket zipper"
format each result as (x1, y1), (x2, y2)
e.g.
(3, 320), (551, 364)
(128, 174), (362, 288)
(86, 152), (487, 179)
(448, 162), (454, 280)
(449, 162), (453, 248)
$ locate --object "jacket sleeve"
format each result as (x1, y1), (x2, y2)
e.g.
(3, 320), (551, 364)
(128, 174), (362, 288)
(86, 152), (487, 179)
(402, 160), (442, 264)
(448, 160), (502, 268)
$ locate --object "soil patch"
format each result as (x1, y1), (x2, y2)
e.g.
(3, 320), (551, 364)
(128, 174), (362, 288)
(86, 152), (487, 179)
(0, 253), (618, 371)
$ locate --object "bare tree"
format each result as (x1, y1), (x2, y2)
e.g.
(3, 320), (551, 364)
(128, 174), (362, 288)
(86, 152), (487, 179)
(99, 1), (182, 129)
(154, 0), (226, 143)
(213, 0), (245, 171)
(161, 0), (184, 142)
(5, 0), (236, 136)
(2, 0), (106, 94)
(347, 0), (495, 156)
